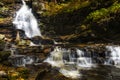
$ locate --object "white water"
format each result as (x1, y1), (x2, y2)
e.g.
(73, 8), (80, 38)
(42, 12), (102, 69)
(29, 42), (40, 46)
(13, 0), (42, 38)
(9, 45), (39, 67)
(59, 69), (80, 79)
(45, 47), (94, 67)
(44, 46), (94, 79)
(76, 49), (93, 68)
(44, 47), (64, 67)
(105, 46), (120, 67)
(9, 54), (39, 67)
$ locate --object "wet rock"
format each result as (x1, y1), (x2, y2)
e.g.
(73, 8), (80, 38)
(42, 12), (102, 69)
(41, 39), (54, 45)
(17, 39), (31, 46)
(9, 54), (40, 67)
(0, 18), (12, 26)
(0, 40), (6, 51)
(17, 46), (42, 54)
(0, 71), (7, 77)
(16, 67), (29, 79)
(0, 34), (5, 40)
(42, 47), (52, 55)
(0, 2), (4, 7)
(0, 51), (11, 62)
(1, 0), (14, 4)
(30, 36), (42, 45)
(35, 62), (74, 80)
(9, 71), (19, 78)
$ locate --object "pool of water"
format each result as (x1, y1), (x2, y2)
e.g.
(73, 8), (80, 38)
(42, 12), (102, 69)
(79, 65), (120, 80)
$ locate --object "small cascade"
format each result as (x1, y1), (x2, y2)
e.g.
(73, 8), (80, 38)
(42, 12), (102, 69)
(105, 46), (120, 67)
(45, 47), (94, 68)
(45, 45), (120, 78)
(13, 0), (42, 38)
(9, 54), (39, 67)
(9, 46), (39, 67)
(76, 49), (93, 67)
(9, 0), (42, 66)
(44, 46), (95, 79)
(44, 47), (64, 67)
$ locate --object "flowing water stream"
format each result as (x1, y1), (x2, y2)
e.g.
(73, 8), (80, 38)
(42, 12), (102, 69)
(44, 45), (120, 79)
(13, 0), (42, 38)
(9, 46), (40, 67)
(105, 46), (120, 67)
(9, 0), (120, 79)
(8, 0), (41, 67)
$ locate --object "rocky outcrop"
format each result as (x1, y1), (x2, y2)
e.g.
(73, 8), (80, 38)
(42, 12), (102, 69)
(35, 62), (74, 80)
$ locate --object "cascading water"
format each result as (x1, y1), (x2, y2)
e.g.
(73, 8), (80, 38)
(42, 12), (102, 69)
(9, 55), (39, 67)
(9, 47), (39, 67)
(44, 46), (95, 79)
(44, 47), (94, 68)
(9, 0), (41, 67)
(8, 43), (39, 67)
(76, 49), (93, 68)
(13, 0), (42, 38)
(105, 46), (120, 67)
(44, 47), (64, 67)
(44, 45), (120, 79)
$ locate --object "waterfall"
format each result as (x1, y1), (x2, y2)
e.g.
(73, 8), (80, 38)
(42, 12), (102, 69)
(76, 49), (93, 67)
(44, 45), (120, 78)
(105, 46), (120, 67)
(44, 47), (94, 68)
(13, 0), (42, 38)
(9, 54), (39, 67)
(9, 46), (39, 67)
(44, 47), (65, 67)
(44, 46), (95, 79)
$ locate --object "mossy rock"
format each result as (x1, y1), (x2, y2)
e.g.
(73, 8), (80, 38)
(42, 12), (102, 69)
(0, 0), (14, 4)
(0, 78), (8, 80)
(0, 51), (10, 62)
(17, 39), (31, 46)
(16, 68), (29, 79)
(0, 40), (6, 51)
(0, 34), (5, 40)
(8, 72), (19, 80)
(35, 63), (74, 80)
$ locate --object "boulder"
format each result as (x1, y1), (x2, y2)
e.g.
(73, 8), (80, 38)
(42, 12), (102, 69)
(35, 62), (73, 80)
(0, 71), (7, 77)
(0, 34), (5, 40)
(41, 39), (54, 45)
(0, 51), (11, 62)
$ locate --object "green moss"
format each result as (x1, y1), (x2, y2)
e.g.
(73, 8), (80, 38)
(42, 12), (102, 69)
(17, 68), (29, 79)
(0, 40), (6, 51)
(17, 39), (30, 46)
(0, 51), (11, 62)
(61, 1), (90, 13)
(0, 6), (9, 17)
(42, 0), (90, 16)
(87, 2), (120, 21)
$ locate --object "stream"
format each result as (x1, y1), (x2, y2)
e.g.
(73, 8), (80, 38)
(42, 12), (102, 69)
(6, 44), (120, 80)
(1, 0), (120, 79)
